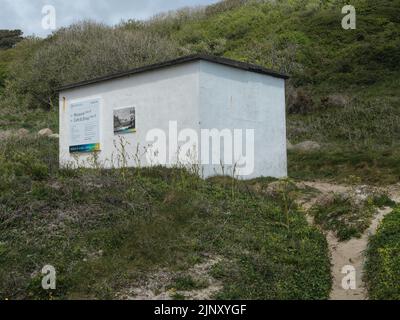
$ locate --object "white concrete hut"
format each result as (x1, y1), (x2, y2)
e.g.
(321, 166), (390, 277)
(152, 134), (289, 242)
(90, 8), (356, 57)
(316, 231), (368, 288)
(58, 55), (289, 179)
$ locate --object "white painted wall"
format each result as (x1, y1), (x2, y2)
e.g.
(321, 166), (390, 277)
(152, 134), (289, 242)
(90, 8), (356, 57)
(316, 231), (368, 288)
(198, 61), (287, 179)
(59, 62), (201, 169)
(59, 60), (287, 179)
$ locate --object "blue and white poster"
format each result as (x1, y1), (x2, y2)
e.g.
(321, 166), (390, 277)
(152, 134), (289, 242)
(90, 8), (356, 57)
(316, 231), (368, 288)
(69, 99), (101, 153)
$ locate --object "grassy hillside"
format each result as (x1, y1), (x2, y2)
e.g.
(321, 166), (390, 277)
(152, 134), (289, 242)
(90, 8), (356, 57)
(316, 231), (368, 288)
(0, 48), (15, 93)
(0, 0), (399, 300)
(0, 135), (331, 299)
(0, 0), (399, 183)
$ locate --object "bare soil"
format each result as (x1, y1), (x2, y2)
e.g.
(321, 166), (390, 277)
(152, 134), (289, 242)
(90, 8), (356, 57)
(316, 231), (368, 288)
(117, 255), (223, 300)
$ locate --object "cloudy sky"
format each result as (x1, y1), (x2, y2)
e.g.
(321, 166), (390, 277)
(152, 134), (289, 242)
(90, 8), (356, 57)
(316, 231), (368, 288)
(0, 0), (219, 37)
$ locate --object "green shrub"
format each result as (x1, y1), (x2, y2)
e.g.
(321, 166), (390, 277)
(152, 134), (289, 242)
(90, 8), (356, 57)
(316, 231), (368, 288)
(3, 21), (180, 110)
(0, 30), (23, 50)
(370, 193), (396, 208)
(365, 208), (400, 300)
(167, 276), (208, 291)
(310, 193), (375, 241)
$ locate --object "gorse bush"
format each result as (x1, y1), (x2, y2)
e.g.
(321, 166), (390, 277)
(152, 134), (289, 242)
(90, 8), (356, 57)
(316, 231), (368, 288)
(0, 29), (23, 50)
(3, 21), (181, 110)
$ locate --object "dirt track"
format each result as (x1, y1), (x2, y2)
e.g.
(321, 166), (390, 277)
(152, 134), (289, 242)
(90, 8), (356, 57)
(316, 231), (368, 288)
(297, 181), (400, 300)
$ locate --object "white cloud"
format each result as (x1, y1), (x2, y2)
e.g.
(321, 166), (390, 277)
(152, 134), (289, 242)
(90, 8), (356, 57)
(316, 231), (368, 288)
(0, 0), (219, 37)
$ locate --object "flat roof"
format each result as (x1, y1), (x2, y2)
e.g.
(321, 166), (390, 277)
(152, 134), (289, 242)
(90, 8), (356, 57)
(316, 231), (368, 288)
(58, 54), (289, 91)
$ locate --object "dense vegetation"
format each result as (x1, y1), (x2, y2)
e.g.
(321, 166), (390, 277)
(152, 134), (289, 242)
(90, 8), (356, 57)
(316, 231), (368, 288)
(310, 193), (375, 241)
(289, 148), (400, 185)
(0, 0), (399, 183)
(0, 0), (399, 300)
(365, 208), (400, 300)
(0, 136), (331, 299)
(0, 30), (23, 50)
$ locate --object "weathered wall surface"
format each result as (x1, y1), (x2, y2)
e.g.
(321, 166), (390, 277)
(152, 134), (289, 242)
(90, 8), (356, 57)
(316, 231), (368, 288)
(199, 60), (287, 179)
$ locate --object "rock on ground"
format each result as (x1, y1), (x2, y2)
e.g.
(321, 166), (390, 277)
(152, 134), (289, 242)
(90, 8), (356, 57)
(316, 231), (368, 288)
(38, 128), (53, 137)
(49, 133), (60, 139)
(17, 128), (30, 137)
(292, 140), (321, 152)
(287, 140), (294, 151)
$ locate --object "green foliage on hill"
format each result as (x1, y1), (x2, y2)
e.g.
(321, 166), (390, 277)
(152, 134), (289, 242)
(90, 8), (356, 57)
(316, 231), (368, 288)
(0, 135), (331, 299)
(0, 29), (23, 91)
(0, 29), (23, 50)
(0, 0), (398, 300)
(0, 49), (14, 90)
(131, 0), (400, 89)
(0, 0), (399, 149)
(288, 147), (400, 185)
(1, 23), (180, 110)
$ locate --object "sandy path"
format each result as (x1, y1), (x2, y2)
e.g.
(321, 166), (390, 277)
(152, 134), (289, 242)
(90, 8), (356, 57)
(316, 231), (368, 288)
(328, 207), (392, 300)
(297, 181), (399, 300)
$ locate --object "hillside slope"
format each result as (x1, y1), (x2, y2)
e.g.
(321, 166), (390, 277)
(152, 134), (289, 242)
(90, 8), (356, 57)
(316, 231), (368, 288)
(1, 0), (399, 157)
(0, 136), (331, 299)
(0, 0), (399, 300)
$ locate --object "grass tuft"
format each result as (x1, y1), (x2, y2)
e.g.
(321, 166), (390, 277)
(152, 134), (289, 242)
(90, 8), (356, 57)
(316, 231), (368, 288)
(310, 193), (375, 241)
